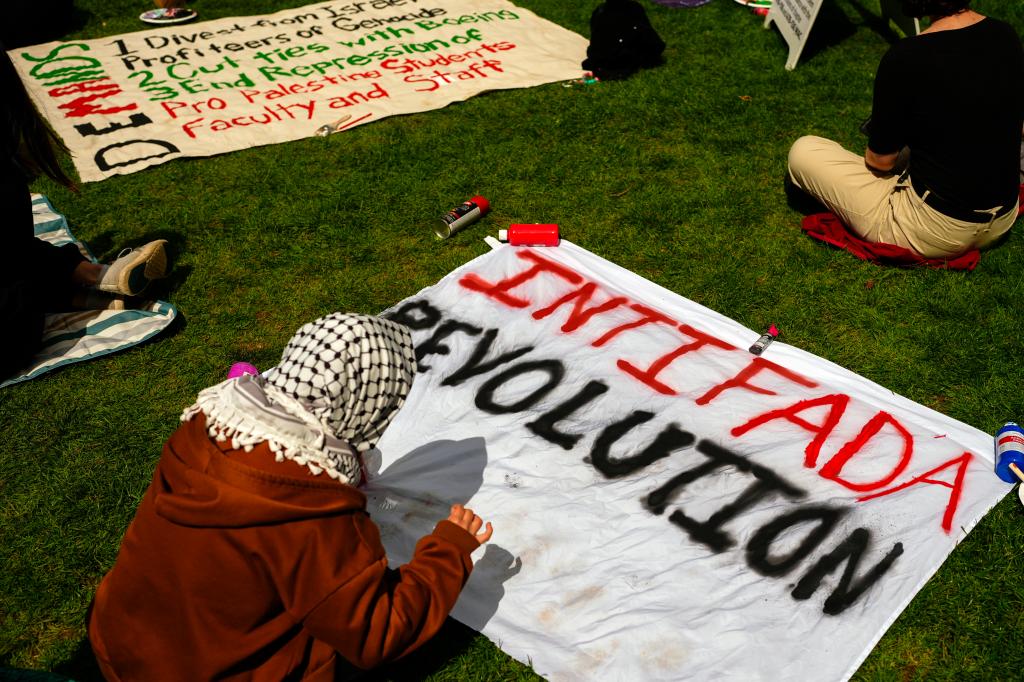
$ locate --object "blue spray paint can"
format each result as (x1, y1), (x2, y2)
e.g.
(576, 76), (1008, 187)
(994, 421), (1024, 483)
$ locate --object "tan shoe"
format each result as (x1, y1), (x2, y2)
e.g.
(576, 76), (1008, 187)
(96, 240), (168, 296)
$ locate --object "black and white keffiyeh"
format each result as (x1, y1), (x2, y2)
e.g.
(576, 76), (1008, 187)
(181, 313), (417, 483)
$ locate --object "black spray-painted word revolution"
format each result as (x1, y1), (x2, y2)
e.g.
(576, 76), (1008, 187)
(385, 298), (902, 616)
(382, 249), (979, 614)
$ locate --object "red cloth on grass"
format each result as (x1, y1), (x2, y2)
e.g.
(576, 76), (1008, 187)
(800, 213), (980, 270)
(800, 184), (1024, 271)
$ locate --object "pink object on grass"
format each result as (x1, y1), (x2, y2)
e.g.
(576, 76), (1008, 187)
(228, 362), (259, 379)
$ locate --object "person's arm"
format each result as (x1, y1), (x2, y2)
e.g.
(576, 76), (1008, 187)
(302, 504), (492, 670)
(866, 48), (907, 175)
(865, 147), (901, 174)
(866, 143), (912, 176)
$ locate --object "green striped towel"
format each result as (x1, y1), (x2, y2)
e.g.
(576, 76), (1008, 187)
(1, 196), (178, 388)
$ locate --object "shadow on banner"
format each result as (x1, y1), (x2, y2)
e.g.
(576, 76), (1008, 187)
(362, 437), (520, 631)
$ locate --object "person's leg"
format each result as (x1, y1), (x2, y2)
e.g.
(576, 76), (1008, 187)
(0, 281), (46, 378)
(71, 261), (103, 287)
(788, 135), (900, 243)
(888, 186), (1019, 258)
(0, 239), (84, 376)
(17, 240), (87, 311)
(976, 202), (1019, 249)
(20, 238), (169, 308)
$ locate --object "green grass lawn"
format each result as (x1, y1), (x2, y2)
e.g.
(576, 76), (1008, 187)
(3, 0), (1024, 679)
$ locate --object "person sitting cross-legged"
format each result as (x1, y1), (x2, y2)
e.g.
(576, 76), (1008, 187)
(788, 0), (1024, 259)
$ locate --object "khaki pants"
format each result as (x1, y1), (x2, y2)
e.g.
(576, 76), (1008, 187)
(788, 135), (1017, 258)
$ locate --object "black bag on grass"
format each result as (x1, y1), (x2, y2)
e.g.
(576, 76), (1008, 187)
(582, 0), (666, 81)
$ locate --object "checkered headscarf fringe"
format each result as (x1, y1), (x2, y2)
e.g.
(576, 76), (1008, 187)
(182, 313), (417, 482)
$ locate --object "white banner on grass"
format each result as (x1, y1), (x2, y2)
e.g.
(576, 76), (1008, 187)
(366, 241), (1009, 681)
(10, 0), (587, 182)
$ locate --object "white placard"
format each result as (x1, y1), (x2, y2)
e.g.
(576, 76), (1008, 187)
(764, 0), (825, 70)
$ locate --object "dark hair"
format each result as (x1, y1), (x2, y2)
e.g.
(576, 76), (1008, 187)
(1, 42), (76, 189)
(900, 0), (971, 18)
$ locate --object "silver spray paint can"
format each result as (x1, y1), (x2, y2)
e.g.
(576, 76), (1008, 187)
(436, 196), (490, 239)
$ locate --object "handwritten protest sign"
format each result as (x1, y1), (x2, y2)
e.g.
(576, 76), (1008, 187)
(764, 0), (825, 70)
(365, 242), (1009, 681)
(10, 0), (587, 182)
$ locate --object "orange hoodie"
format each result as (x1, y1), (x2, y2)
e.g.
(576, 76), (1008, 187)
(89, 414), (479, 681)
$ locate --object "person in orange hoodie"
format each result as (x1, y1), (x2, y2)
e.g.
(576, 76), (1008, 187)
(88, 312), (493, 681)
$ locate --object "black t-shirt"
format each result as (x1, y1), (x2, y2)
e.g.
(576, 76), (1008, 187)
(869, 18), (1024, 210)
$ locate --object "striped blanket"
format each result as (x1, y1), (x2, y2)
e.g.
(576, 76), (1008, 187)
(1, 196), (178, 388)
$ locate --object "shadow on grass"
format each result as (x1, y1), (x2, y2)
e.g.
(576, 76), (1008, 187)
(365, 618), (483, 682)
(61, 224), (192, 306)
(49, 637), (104, 682)
(30, 620), (484, 682)
(784, 175), (827, 216)
(79, 229), (187, 273)
(846, 0), (906, 44)
(1, 3), (90, 49)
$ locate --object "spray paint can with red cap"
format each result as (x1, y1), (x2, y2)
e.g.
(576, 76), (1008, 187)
(436, 196), (490, 239)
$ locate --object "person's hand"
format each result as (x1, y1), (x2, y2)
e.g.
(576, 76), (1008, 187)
(864, 147), (900, 175)
(446, 503), (493, 545)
